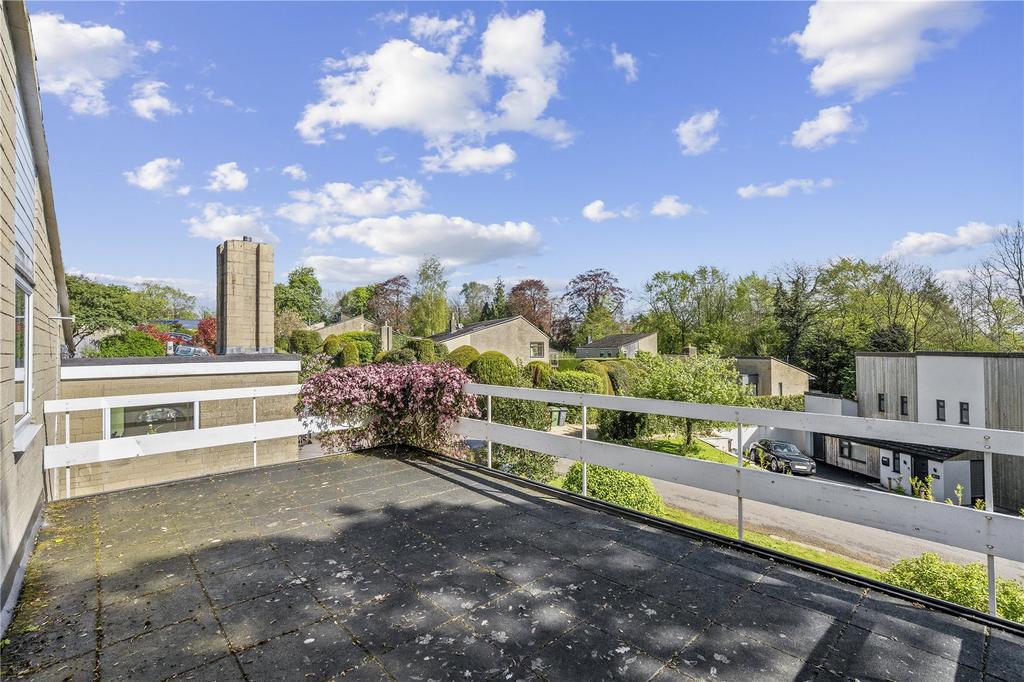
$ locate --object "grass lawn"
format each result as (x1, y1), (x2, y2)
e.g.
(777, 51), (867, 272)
(636, 436), (738, 465)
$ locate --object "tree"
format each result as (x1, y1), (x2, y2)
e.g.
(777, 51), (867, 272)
(562, 268), (626, 320)
(572, 302), (620, 348)
(275, 267), (324, 324)
(408, 256), (449, 336)
(331, 285), (375, 321)
(490, 278), (509, 319)
(773, 263), (824, 363)
(193, 316), (216, 353)
(868, 323), (912, 352)
(459, 281), (493, 323)
(65, 275), (142, 356)
(274, 309), (305, 346)
(367, 275), (411, 329)
(508, 279), (553, 331)
(796, 325), (857, 397)
(132, 282), (198, 320)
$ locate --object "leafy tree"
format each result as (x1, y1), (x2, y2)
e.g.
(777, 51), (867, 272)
(508, 279), (552, 331)
(773, 263), (823, 363)
(489, 278), (509, 319)
(331, 285), (375, 321)
(796, 325), (857, 397)
(132, 282), (198, 320)
(572, 302), (620, 348)
(98, 329), (165, 357)
(408, 256), (449, 336)
(459, 281), (493, 323)
(367, 275), (411, 329)
(66, 275), (142, 356)
(193, 316), (216, 353)
(274, 310), (305, 347)
(562, 268), (626, 320)
(275, 267), (324, 324)
(868, 323), (912, 352)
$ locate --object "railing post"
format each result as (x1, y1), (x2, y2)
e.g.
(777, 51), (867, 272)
(736, 421), (744, 542)
(581, 404), (588, 497)
(486, 394), (492, 468)
(64, 411), (70, 500)
(252, 396), (258, 468)
(984, 451), (996, 616)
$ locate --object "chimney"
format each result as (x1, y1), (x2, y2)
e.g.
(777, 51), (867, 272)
(682, 345), (698, 357)
(449, 312), (459, 333)
(216, 238), (275, 354)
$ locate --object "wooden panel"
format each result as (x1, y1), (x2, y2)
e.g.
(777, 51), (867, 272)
(855, 355), (917, 421)
(985, 357), (1024, 512)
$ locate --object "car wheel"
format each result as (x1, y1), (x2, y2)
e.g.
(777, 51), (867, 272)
(770, 458), (780, 472)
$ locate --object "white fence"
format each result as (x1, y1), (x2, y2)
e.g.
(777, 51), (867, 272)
(458, 382), (1024, 616)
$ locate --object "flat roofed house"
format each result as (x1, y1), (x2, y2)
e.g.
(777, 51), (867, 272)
(431, 315), (550, 365)
(734, 356), (815, 396)
(576, 332), (657, 359)
(1, 3), (76, 631)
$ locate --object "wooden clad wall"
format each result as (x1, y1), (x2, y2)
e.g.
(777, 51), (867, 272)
(855, 355), (917, 420)
(984, 357), (1024, 513)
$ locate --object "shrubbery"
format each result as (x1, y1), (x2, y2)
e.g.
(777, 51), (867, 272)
(299, 352), (333, 382)
(562, 463), (664, 516)
(98, 329), (166, 357)
(750, 395), (806, 412)
(337, 341), (360, 367)
(351, 340), (374, 364)
(337, 331), (381, 356)
(323, 335), (342, 357)
(881, 553), (1024, 623)
(603, 359), (635, 395)
(468, 351), (520, 385)
(577, 360), (613, 394)
(406, 338), (437, 363)
(289, 329), (322, 355)
(447, 345), (479, 369)
(549, 370), (603, 422)
(433, 342), (449, 360)
(376, 348), (417, 365)
(525, 360), (554, 388)
(556, 357), (580, 372)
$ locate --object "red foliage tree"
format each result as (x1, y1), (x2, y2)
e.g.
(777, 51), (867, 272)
(366, 275), (411, 330)
(193, 316), (217, 353)
(135, 324), (174, 345)
(508, 279), (553, 332)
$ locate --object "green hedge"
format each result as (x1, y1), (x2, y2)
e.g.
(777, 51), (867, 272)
(549, 371), (603, 422)
(433, 342), (449, 360)
(468, 351), (519, 385)
(323, 335), (342, 357)
(447, 345), (480, 369)
(337, 331), (381, 356)
(375, 348), (416, 364)
(562, 463), (664, 516)
(407, 338), (437, 363)
(555, 357), (580, 372)
(603, 359), (635, 396)
(751, 394), (806, 411)
(289, 329), (323, 355)
(337, 341), (360, 367)
(351, 340), (374, 364)
(577, 360), (613, 394)
(98, 330), (166, 358)
(525, 360), (554, 389)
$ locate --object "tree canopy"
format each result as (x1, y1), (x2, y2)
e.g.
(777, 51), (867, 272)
(275, 266), (324, 324)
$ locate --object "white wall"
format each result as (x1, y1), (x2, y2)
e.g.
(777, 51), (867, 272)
(939, 460), (973, 505)
(915, 355), (986, 427)
(805, 393), (858, 416)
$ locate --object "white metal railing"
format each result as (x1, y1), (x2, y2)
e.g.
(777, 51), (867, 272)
(459, 382), (1024, 617)
(43, 384), (309, 499)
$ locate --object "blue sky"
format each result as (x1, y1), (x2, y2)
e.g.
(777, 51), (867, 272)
(30, 1), (1024, 309)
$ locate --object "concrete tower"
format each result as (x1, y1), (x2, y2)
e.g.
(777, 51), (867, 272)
(216, 237), (275, 354)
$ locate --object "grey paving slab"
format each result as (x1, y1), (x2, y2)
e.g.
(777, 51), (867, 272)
(3, 448), (1021, 681)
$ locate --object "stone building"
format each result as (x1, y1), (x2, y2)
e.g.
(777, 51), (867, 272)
(734, 356), (815, 396)
(431, 316), (550, 365)
(576, 332), (658, 359)
(306, 314), (375, 340)
(216, 237), (274, 354)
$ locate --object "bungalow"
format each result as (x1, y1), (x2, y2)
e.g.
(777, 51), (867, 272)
(576, 332), (657, 359)
(431, 315), (550, 365)
(307, 314), (374, 340)
(735, 356), (815, 396)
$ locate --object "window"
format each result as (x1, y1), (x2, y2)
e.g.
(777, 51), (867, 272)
(959, 402), (970, 425)
(778, 382), (783, 396)
(839, 440), (852, 459)
(900, 396), (909, 416)
(877, 393), (886, 412)
(14, 281), (32, 425)
(936, 399), (946, 421)
(110, 403), (196, 438)
(892, 452), (901, 473)
(529, 342), (544, 359)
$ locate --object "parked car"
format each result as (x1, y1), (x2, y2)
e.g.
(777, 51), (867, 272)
(746, 439), (816, 475)
(173, 345), (210, 357)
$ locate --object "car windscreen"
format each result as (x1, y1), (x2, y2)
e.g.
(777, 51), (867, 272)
(772, 442), (801, 455)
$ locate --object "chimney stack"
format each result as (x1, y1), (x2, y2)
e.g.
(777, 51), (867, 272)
(450, 312), (459, 333)
(216, 238), (275, 354)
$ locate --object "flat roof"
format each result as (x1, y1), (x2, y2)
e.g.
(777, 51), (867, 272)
(856, 351), (1024, 359)
(735, 355), (817, 378)
(3, 450), (1017, 679)
(577, 332), (655, 349)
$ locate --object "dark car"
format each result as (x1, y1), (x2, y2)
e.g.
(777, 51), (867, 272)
(747, 439), (816, 476)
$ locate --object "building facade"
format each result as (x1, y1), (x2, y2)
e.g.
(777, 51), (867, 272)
(735, 356), (814, 396)
(576, 332), (658, 359)
(431, 316), (550, 365)
(216, 238), (274, 354)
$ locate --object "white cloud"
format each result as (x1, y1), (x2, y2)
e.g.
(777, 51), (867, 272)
(278, 177), (425, 224)
(206, 162), (249, 192)
(409, 11), (475, 54)
(123, 157), (182, 191)
(611, 43), (638, 83)
(935, 268), (972, 286)
(30, 12), (136, 115)
(129, 80), (180, 120)
(675, 109), (720, 156)
(282, 164), (308, 181)
(297, 10), (570, 157)
(66, 269), (212, 301)
(421, 143), (516, 174)
(303, 255), (419, 286)
(792, 105), (857, 150)
(788, 1), (982, 100)
(144, 40), (162, 53)
(582, 200), (626, 223)
(175, 185), (191, 196)
(737, 178), (834, 199)
(376, 147), (396, 164)
(651, 195), (694, 218)
(186, 203), (276, 242)
(309, 213), (541, 266)
(886, 222), (1004, 259)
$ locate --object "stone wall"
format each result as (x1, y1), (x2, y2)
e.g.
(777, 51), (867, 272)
(438, 318), (549, 364)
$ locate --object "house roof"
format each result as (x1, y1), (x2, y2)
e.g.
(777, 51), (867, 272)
(577, 332), (655, 349)
(734, 356), (817, 379)
(430, 315), (549, 343)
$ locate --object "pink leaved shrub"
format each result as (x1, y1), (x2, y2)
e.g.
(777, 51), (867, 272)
(298, 362), (477, 454)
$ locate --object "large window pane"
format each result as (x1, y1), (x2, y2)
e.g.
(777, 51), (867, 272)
(111, 403), (195, 438)
(14, 285), (29, 420)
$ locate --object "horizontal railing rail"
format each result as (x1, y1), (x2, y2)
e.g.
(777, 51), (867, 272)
(459, 382), (1024, 616)
(44, 384), (300, 414)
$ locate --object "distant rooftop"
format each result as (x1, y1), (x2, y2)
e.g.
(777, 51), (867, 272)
(735, 355), (817, 378)
(4, 449), (1018, 680)
(430, 315), (525, 343)
(577, 332), (655, 349)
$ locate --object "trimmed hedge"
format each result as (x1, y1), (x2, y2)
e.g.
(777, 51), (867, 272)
(556, 357), (580, 372)
(525, 360), (554, 389)
(549, 371), (603, 422)
(349, 340), (373, 364)
(323, 335), (342, 357)
(337, 331), (381, 356)
(407, 338), (437, 363)
(562, 463), (664, 516)
(577, 360), (613, 395)
(751, 394), (806, 412)
(603, 359), (635, 396)
(468, 351), (519, 385)
(289, 329), (323, 355)
(376, 348), (417, 365)
(433, 342), (449, 360)
(98, 330), (166, 358)
(447, 345), (480, 369)
(337, 341), (360, 367)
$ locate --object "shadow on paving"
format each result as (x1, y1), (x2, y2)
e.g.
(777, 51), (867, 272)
(2, 448), (1018, 681)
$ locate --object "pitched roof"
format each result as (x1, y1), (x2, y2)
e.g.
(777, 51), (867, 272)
(734, 356), (817, 378)
(577, 332), (655, 349)
(430, 315), (543, 343)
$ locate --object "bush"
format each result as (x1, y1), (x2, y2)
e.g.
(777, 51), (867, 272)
(468, 351), (518, 385)
(337, 341), (360, 367)
(289, 329), (323, 355)
(556, 357), (580, 372)
(407, 338), (437, 363)
(525, 360), (554, 388)
(603, 360), (635, 395)
(448, 345), (480, 369)
(98, 330), (166, 358)
(881, 553), (1024, 623)
(338, 331), (381, 356)
(351, 340), (374, 364)
(323, 335), (342, 357)
(750, 395), (806, 411)
(299, 352), (333, 382)
(562, 463), (664, 516)
(433, 342), (450, 360)
(577, 360), (613, 394)
(549, 371), (603, 422)
(376, 348), (417, 365)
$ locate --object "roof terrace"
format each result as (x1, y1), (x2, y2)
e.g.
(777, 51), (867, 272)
(4, 449), (1021, 681)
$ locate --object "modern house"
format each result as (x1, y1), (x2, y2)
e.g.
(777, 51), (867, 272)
(734, 356), (815, 396)
(807, 352), (1024, 511)
(576, 332), (657, 358)
(431, 315), (550, 364)
(307, 314), (375, 340)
